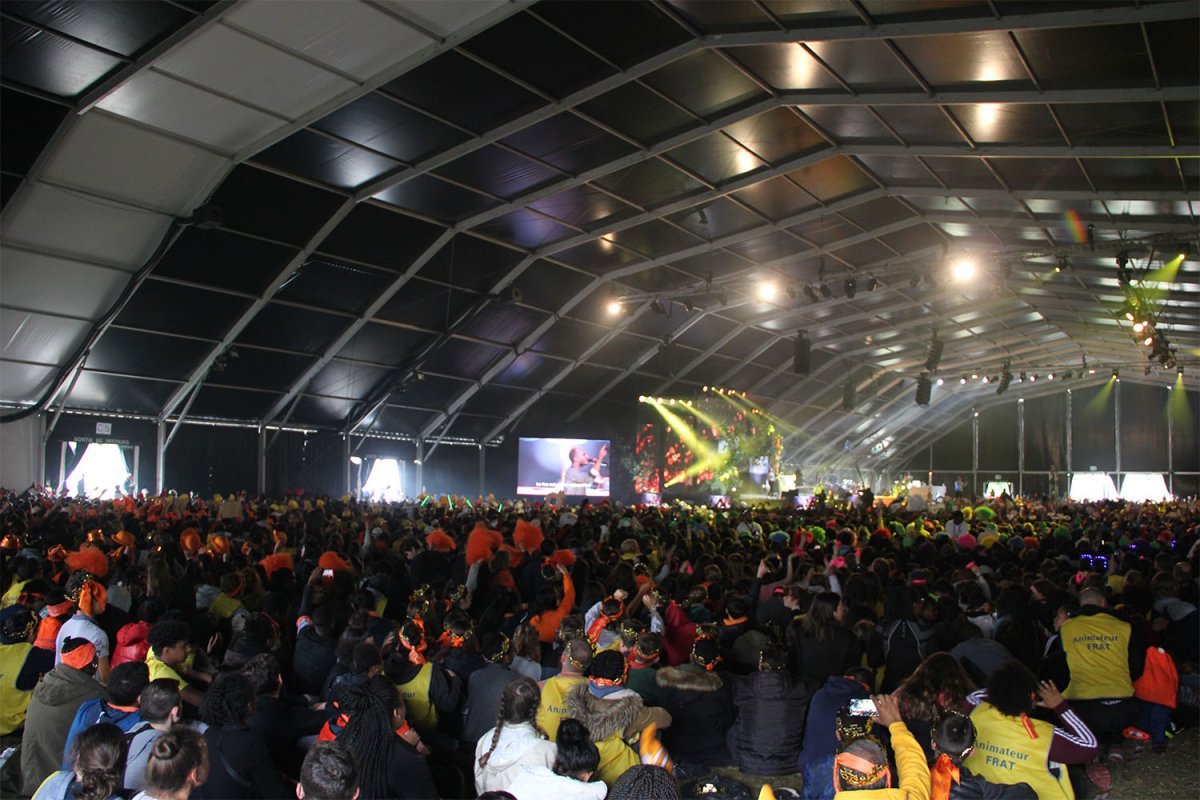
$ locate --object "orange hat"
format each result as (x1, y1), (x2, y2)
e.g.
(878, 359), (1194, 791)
(0, 534), (20, 551)
(61, 638), (97, 670)
(113, 531), (136, 549)
(47, 544), (68, 562)
(514, 519), (544, 553)
(66, 547), (109, 578)
(425, 530), (456, 552)
(318, 551), (353, 573)
(180, 529), (202, 553)
(466, 522), (502, 566)
(86, 529), (105, 544)
(259, 552), (294, 578)
(206, 535), (231, 557)
(272, 530), (288, 546)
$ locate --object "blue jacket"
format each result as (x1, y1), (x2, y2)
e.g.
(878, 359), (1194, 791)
(796, 675), (870, 775)
(61, 698), (142, 769)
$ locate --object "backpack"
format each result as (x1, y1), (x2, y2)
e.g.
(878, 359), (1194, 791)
(1133, 646), (1179, 708)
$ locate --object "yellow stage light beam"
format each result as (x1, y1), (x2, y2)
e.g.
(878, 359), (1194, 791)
(1169, 371), (1193, 437)
(652, 403), (727, 485)
(1082, 375), (1116, 418)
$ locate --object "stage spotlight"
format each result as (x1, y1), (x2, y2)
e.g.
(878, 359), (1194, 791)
(867, 277), (878, 292)
(936, 378), (944, 386)
(1112, 368), (1120, 379)
(1178, 242), (1191, 259)
(1144, 336), (1154, 346)
(803, 285), (820, 304)
(757, 281), (778, 301)
(951, 257), (977, 282)
(1054, 255), (1069, 274)
(1029, 374), (1037, 382)
(1047, 373), (1055, 380)
(971, 372), (979, 380)
(959, 377), (967, 385)
(818, 283), (832, 299)
(844, 278), (857, 299)
(1133, 321), (1145, 333)
(638, 395), (646, 403)
(982, 376), (990, 384)
(606, 300), (622, 316)
(702, 386), (708, 392)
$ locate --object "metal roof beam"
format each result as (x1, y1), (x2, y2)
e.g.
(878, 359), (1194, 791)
(707, 2), (1199, 46)
(479, 301), (656, 442)
(777, 87), (1196, 107)
(891, 187), (1197, 203)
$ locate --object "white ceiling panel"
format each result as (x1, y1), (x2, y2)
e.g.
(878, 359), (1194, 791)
(0, 361), (56, 404)
(380, 0), (511, 38)
(0, 311), (91, 365)
(225, 0), (434, 82)
(155, 25), (355, 119)
(0, 248), (130, 321)
(97, 70), (282, 153)
(42, 114), (226, 216)
(0, 183), (172, 269)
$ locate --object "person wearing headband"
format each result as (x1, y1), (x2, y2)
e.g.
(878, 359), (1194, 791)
(20, 637), (105, 796)
(0, 607), (54, 736)
(463, 632), (520, 745)
(383, 618), (461, 737)
(654, 636), (732, 769)
(727, 643), (810, 776)
(537, 636), (594, 741)
(565, 649), (672, 787)
(55, 576), (110, 682)
(833, 693), (929, 799)
(584, 591), (628, 650)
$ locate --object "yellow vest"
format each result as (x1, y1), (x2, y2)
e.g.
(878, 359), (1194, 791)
(1060, 613), (1133, 700)
(0, 642), (33, 736)
(594, 731), (639, 787)
(536, 675), (586, 741)
(966, 702), (1072, 800)
(396, 663), (437, 734)
(2, 580), (28, 609)
(146, 649), (189, 690)
(210, 593), (244, 621)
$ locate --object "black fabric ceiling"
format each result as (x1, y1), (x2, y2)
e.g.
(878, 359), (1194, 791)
(1, 0), (1197, 471)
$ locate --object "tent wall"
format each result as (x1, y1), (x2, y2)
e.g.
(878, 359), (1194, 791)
(0, 413), (40, 491)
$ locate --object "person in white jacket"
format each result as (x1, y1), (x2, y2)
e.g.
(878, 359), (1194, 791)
(506, 718), (607, 800)
(474, 677), (556, 794)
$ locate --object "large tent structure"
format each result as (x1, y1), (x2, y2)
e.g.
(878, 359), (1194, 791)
(1, 0), (1197, 499)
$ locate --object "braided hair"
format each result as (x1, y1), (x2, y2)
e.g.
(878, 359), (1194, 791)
(337, 676), (401, 800)
(478, 677), (543, 769)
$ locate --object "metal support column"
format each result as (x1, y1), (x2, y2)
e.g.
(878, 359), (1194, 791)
(257, 427), (267, 496)
(36, 412), (47, 487)
(132, 446), (140, 496)
(1167, 386), (1174, 496)
(1114, 378), (1122, 488)
(415, 439), (424, 495)
(154, 422), (165, 494)
(478, 445), (485, 499)
(1065, 389), (1073, 492)
(1017, 399), (1025, 496)
(343, 436), (352, 497)
(927, 445), (933, 487)
(971, 410), (979, 499)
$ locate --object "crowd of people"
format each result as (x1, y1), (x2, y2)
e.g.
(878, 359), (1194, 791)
(0, 486), (1196, 800)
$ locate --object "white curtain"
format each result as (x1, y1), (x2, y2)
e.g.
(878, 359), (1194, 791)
(1119, 473), (1171, 502)
(362, 458), (403, 501)
(1068, 472), (1119, 501)
(65, 443), (130, 498)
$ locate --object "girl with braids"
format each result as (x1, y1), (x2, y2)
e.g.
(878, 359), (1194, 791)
(136, 728), (209, 800)
(474, 677), (556, 794)
(384, 618), (462, 736)
(33, 722), (127, 800)
(337, 676), (437, 800)
(505, 718), (606, 800)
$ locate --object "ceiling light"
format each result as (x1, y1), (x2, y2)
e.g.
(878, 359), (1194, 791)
(844, 278), (857, 299)
(606, 300), (622, 316)
(757, 281), (778, 301)
(951, 258), (977, 282)
(1133, 321), (1145, 333)
(1047, 373), (1055, 380)
(1144, 336), (1155, 346)
(959, 377), (967, 385)
(971, 373), (979, 380)
(936, 378), (944, 386)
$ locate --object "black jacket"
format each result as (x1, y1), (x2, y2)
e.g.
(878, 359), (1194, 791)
(655, 664), (734, 766)
(789, 621), (862, 690)
(247, 694), (334, 776)
(201, 723), (288, 800)
(726, 669), (810, 775)
(291, 625), (337, 696)
(462, 663), (519, 744)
